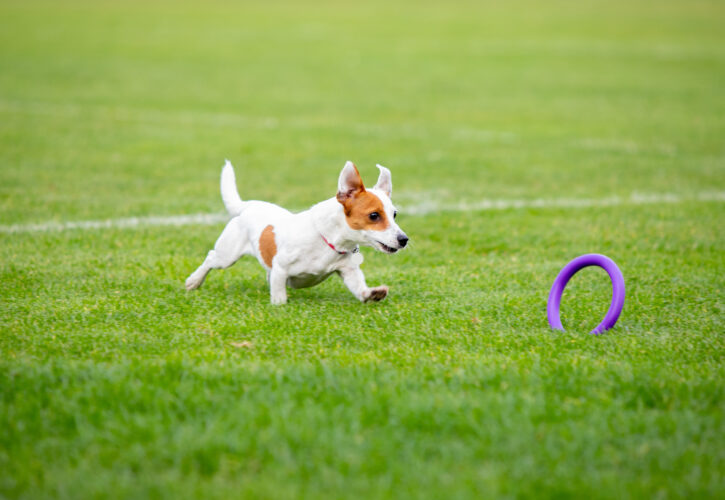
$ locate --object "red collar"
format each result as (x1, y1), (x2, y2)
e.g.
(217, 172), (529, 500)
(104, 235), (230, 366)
(321, 234), (348, 254)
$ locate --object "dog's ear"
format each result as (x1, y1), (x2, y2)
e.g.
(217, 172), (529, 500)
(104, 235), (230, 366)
(337, 161), (365, 204)
(373, 164), (392, 198)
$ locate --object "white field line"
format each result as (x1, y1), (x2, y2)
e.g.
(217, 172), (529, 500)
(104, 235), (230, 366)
(1, 191), (723, 235)
(404, 191), (725, 215)
(0, 213), (230, 234)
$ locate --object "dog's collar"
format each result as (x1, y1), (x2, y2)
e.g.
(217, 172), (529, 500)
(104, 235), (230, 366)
(320, 234), (358, 255)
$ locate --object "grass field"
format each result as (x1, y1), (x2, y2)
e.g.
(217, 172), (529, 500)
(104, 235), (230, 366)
(1, 0), (724, 498)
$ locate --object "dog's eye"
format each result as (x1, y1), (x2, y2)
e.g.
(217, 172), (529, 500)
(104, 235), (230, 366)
(369, 212), (380, 221)
(393, 211), (398, 219)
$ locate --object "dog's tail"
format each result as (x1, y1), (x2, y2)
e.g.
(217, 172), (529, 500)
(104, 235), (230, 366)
(220, 159), (247, 216)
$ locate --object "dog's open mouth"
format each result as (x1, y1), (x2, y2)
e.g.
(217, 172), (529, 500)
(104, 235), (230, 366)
(375, 241), (398, 254)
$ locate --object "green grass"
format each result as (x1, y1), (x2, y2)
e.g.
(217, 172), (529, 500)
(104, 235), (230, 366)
(1, 0), (724, 498)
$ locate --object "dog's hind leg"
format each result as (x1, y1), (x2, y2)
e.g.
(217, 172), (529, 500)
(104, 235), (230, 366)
(185, 219), (250, 290)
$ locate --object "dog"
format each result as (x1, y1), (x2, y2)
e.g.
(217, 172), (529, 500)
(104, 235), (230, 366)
(185, 160), (408, 304)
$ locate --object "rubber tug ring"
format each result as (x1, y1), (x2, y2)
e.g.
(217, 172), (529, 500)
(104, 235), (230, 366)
(547, 254), (625, 335)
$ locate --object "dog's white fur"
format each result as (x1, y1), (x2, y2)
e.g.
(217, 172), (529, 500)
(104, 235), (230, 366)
(185, 160), (408, 304)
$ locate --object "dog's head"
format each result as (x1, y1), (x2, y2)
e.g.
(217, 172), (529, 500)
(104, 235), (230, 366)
(336, 161), (409, 253)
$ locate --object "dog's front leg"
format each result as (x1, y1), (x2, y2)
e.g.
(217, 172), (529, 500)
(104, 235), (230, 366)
(338, 266), (388, 303)
(268, 265), (288, 305)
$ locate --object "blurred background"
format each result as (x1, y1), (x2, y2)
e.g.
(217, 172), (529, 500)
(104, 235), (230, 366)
(1, 0), (723, 223)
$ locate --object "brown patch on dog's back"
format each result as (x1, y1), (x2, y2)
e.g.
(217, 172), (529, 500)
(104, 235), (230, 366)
(341, 191), (390, 231)
(260, 225), (277, 267)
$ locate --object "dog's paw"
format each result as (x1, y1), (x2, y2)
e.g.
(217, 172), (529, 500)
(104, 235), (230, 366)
(364, 285), (389, 302)
(185, 275), (203, 290)
(270, 294), (288, 305)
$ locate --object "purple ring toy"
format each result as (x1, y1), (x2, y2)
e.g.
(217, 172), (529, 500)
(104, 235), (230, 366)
(547, 253), (625, 335)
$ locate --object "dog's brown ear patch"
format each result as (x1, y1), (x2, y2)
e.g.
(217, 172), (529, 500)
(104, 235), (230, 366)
(260, 225), (277, 267)
(342, 191), (390, 231)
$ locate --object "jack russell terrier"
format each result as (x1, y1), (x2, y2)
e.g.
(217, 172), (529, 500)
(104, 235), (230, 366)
(185, 160), (409, 304)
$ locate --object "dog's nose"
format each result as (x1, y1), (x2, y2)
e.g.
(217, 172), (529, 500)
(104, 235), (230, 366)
(397, 234), (409, 248)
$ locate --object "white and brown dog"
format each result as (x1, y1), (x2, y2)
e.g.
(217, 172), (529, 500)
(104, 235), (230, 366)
(185, 160), (408, 304)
